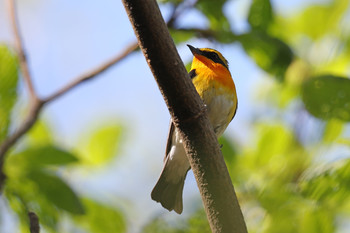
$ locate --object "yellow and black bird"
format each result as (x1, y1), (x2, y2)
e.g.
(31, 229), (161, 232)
(151, 45), (238, 214)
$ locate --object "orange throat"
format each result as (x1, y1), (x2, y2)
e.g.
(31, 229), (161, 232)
(191, 55), (236, 91)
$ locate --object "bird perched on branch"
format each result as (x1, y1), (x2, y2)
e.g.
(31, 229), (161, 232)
(151, 45), (238, 214)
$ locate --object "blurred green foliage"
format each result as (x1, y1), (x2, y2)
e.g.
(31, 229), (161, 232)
(143, 208), (210, 232)
(0, 45), (18, 142)
(238, 32), (294, 80)
(1, 0), (350, 232)
(302, 75), (350, 121)
(74, 198), (126, 233)
(3, 120), (126, 232)
(196, 0), (230, 31)
(76, 125), (123, 165)
(248, 0), (273, 32)
(145, 0), (350, 232)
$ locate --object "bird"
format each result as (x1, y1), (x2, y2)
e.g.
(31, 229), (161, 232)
(151, 44), (238, 214)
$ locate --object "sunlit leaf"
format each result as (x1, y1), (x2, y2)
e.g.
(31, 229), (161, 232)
(285, 59), (312, 86)
(27, 170), (85, 215)
(302, 75), (350, 121)
(300, 159), (350, 206)
(75, 198), (126, 233)
(26, 120), (53, 146)
(300, 206), (334, 233)
(293, 0), (349, 40)
(238, 32), (293, 80)
(323, 119), (344, 142)
(239, 124), (309, 188)
(248, 0), (273, 31)
(337, 138), (350, 146)
(0, 45), (18, 142)
(5, 145), (78, 179)
(79, 125), (122, 165)
(21, 146), (77, 166)
(260, 193), (301, 233)
(271, 0), (349, 42)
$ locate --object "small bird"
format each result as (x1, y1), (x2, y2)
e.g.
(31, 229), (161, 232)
(151, 45), (238, 214)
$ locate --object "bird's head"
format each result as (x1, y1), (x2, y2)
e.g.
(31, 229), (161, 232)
(187, 44), (229, 70)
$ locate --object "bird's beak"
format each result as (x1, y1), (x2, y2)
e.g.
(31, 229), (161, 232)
(187, 44), (201, 56)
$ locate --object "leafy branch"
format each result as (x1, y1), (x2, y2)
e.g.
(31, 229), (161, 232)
(0, 0), (138, 189)
(0, 0), (204, 191)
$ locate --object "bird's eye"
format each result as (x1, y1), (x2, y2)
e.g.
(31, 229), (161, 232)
(211, 53), (221, 62)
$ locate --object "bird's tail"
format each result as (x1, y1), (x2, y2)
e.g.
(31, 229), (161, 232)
(151, 157), (187, 214)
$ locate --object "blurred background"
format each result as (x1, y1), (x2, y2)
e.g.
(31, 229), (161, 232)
(0, 0), (350, 232)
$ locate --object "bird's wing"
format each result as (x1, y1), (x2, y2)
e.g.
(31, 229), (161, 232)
(164, 121), (175, 162)
(164, 69), (197, 161)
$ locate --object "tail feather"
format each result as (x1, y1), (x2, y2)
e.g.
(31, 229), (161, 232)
(151, 158), (187, 214)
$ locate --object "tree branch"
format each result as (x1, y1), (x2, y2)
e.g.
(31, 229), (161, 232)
(121, 0), (247, 232)
(0, 41), (137, 189)
(0, 0), (139, 190)
(0, 0), (195, 191)
(8, 0), (38, 102)
(28, 211), (40, 233)
(42, 42), (138, 103)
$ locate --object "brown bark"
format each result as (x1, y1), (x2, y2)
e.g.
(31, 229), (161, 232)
(121, 0), (247, 232)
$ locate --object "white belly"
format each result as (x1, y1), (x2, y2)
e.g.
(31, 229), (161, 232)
(203, 90), (235, 137)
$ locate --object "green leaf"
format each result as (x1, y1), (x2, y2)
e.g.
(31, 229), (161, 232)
(300, 206), (334, 233)
(302, 75), (350, 121)
(294, 0), (349, 40)
(27, 170), (85, 215)
(248, 0), (273, 31)
(196, 0), (230, 31)
(5, 145), (78, 179)
(25, 146), (77, 166)
(0, 45), (18, 142)
(5, 176), (61, 231)
(271, 0), (349, 43)
(238, 31), (293, 80)
(323, 119), (344, 142)
(75, 198), (126, 233)
(79, 125), (122, 165)
(26, 120), (53, 146)
(240, 124), (309, 186)
(300, 159), (350, 206)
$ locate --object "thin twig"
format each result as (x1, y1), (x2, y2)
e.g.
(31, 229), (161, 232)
(42, 42), (138, 103)
(0, 42), (138, 182)
(8, 0), (38, 102)
(167, 0), (198, 27)
(0, 0), (190, 190)
(28, 211), (40, 233)
(1, 1), (139, 190)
